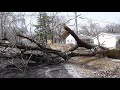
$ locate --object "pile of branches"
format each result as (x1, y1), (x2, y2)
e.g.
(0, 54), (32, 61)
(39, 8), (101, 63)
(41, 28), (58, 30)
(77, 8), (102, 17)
(0, 24), (119, 69)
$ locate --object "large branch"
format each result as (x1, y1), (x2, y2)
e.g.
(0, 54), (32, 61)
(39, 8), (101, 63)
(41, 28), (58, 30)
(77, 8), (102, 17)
(0, 42), (60, 53)
(16, 34), (61, 53)
(63, 25), (109, 50)
(16, 34), (72, 60)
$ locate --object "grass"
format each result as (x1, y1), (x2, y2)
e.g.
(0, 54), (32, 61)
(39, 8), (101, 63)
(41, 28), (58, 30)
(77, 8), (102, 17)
(67, 56), (120, 78)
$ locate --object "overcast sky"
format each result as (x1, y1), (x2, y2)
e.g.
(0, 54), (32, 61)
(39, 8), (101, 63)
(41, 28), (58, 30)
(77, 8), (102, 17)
(24, 12), (120, 33)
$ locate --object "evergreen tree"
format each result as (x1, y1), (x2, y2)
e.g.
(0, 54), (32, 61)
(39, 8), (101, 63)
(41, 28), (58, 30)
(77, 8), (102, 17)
(34, 12), (53, 46)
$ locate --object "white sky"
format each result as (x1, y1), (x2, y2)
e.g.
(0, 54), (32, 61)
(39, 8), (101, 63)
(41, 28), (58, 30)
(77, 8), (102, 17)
(24, 12), (120, 33)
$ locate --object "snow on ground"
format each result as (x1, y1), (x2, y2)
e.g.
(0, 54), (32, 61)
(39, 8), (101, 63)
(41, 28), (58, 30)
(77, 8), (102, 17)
(111, 59), (120, 62)
(64, 64), (92, 78)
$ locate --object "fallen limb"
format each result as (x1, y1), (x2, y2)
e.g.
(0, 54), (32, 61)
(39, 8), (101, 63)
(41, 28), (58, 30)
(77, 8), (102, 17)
(63, 25), (109, 50)
(17, 34), (62, 52)
(0, 41), (61, 53)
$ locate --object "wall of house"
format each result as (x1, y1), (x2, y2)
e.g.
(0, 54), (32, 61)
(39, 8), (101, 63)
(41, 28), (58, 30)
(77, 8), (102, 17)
(66, 34), (94, 45)
(66, 35), (76, 44)
(93, 34), (117, 49)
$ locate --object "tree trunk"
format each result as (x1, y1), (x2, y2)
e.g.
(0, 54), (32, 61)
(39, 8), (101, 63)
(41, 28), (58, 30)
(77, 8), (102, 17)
(63, 25), (108, 50)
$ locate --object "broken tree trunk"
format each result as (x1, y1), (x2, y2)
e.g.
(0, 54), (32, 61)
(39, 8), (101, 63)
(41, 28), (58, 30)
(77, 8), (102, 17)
(63, 25), (120, 59)
(63, 24), (109, 50)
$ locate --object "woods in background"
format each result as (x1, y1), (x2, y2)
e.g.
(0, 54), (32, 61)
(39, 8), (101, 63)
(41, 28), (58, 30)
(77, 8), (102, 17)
(33, 12), (66, 46)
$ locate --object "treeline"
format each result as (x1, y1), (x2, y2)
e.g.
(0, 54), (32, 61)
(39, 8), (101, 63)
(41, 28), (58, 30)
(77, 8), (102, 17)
(0, 12), (66, 46)
(1, 12), (120, 46)
(80, 20), (120, 37)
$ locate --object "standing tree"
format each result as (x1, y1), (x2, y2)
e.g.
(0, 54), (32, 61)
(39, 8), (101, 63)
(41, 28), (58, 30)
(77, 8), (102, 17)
(34, 12), (66, 45)
(0, 12), (28, 45)
(51, 15), (66, 44)
(80, 20), (103, 46)
(104, 24), (120, 33)
(34, 12), (52, 46)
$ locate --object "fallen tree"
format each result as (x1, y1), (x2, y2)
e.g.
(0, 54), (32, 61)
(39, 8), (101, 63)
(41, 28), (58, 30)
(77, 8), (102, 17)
(0, 24), (120, 70)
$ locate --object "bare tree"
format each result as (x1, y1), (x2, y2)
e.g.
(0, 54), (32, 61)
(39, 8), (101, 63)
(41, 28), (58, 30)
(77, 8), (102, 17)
(51, 15), (66, 43)
(33, 12), (67, 45)
(104, 24), (120, 33)
(80, 20), (103, 46)
(0, 12), (28, 46)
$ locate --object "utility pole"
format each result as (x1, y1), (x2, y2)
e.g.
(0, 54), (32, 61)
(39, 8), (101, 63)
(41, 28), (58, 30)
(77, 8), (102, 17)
(75, 12), (78, 34)
(30, 20), (32, 37)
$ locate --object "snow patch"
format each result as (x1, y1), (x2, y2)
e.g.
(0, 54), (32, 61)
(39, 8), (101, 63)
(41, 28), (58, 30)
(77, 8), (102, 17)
(64, 64), (89, 78)
(111, 59), (120, 62)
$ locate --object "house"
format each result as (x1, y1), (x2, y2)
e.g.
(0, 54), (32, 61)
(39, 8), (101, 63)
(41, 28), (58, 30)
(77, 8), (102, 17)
(66, 34), (93, 45)
(93, 33), (120, 49)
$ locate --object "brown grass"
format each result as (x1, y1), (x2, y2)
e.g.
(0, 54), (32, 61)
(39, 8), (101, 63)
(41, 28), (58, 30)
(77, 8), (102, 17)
(66, 56), (120, 77)
(49, 43), (74, 51)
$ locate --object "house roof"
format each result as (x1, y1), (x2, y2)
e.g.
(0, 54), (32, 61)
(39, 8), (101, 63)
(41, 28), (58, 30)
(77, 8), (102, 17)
(92, 32), (120, 39)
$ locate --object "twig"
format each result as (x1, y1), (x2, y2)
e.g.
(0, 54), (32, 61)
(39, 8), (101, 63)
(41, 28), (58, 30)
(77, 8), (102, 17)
(8, 59), (23, 72)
